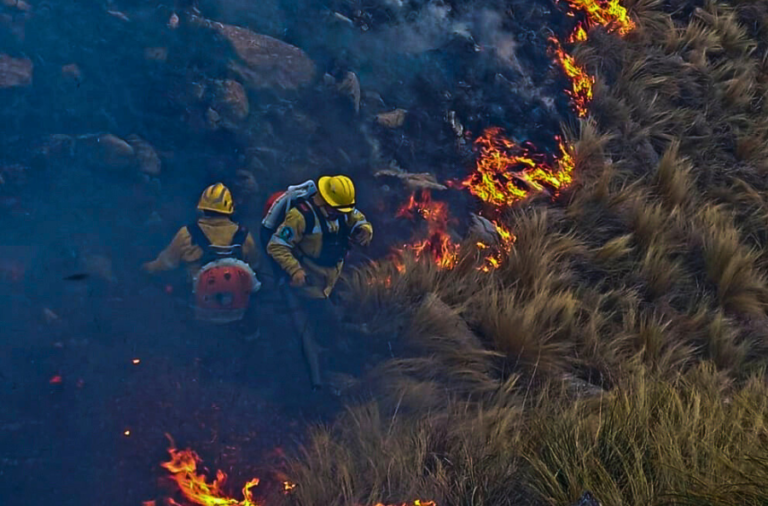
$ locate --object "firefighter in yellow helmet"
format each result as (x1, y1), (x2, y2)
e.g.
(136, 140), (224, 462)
(266, 175), (373, 390)
(142, 183), (261, 334)
(143, 183), (259, 279)
(267, 175), (372, 298)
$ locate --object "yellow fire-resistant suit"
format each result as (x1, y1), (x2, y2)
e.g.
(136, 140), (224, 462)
(267, 203), (372, 299)
(143, 216), (259, 281)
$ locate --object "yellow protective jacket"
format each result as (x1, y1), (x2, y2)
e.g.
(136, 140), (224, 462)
(267, 203), (373, 299)
(143, 216), (259, 281)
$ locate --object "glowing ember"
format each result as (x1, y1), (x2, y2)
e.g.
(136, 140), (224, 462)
(133, 358), (141, 365)
(282, 481), (296, 494)
(124, 429), (131, 437)
(49, 375), (63, 384)
(561, 0), (635, 35)
(549, 37), (595, 118)
(395, 189), (459, 270)
(161, 443), (262, 506)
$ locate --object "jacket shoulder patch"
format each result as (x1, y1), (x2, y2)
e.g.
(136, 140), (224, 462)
(278, 226), (294, 241)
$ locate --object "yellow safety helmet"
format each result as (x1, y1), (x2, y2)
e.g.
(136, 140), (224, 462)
(197, 182), (234, 215)
(318, 175), (356, 213)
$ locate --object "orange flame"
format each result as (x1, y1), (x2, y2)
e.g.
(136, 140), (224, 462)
(561, 0), (635, 35)
(549, 37), (595, 118)
(477, 220), (517, 272)
(461, 127), (573, 209)
(161, 444), (262, 506)
(395, 189), (459, 270)
(158, 440), (434, 506)
(568, 23), (589, 43)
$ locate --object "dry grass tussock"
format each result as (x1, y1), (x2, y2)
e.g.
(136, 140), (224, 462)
(286, 0), (768, 503)
(282, 365), (768, 506)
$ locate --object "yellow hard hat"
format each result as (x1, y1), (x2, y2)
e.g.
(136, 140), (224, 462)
(197, 182), (234, 214)
(318, 175), (356, 213)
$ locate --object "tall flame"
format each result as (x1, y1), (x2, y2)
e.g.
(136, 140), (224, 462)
(549, 37), (595, 118)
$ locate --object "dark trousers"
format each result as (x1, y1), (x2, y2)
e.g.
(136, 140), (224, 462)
(261, 225), (338, 388)
(280, 285), (339, 388)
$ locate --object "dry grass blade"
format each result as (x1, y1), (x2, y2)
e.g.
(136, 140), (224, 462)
(695, 205), (768, 316)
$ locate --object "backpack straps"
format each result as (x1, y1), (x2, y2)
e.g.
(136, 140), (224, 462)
(295, 201), (316, 233)
(231, 225), (249, 247)
(187, 221), (249, 262)
(187, 221), (211, 250)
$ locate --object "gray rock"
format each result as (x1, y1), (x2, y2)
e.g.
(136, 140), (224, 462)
(0, 54), (33, 88)
(191, 15), (315, 90)
(126, 135), (161, 176)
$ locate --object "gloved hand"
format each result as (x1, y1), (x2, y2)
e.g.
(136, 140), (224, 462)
(354, 227), (373, 247)
(291, 269), (307, 287)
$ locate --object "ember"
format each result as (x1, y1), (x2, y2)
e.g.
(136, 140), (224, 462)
(394, 189), (459, 270)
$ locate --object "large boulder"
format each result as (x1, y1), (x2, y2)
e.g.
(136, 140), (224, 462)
(191, 15), (316, 90)
(0, 54), (32, 88)
(77, 134), (136, 171)
(209, 79), (249, 126)
(126, 135), (161, 176)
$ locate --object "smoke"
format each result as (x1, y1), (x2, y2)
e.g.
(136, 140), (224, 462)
(375, 3), (458, 54)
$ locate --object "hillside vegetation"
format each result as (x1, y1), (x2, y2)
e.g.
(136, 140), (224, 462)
(280, 0), (768, 505)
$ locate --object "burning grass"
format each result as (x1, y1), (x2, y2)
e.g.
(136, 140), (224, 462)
(157, 0), (768, 503)
(273, 0), (768, 504)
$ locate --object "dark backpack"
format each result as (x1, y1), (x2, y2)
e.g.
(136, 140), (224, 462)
(293, 200), (352, 267)
(187, 221), (249, 266)
(261, 199), (351, 267)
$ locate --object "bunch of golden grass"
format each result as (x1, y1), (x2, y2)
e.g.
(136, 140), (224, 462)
(283, 365), (768, 506)
(282, 397), (527, 506)
(293, 1), (768, 503)
(523, 363), (768, 506)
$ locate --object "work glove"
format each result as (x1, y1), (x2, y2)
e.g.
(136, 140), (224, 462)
(354, 227), (373, 247)
(291, 269), (307, 287)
